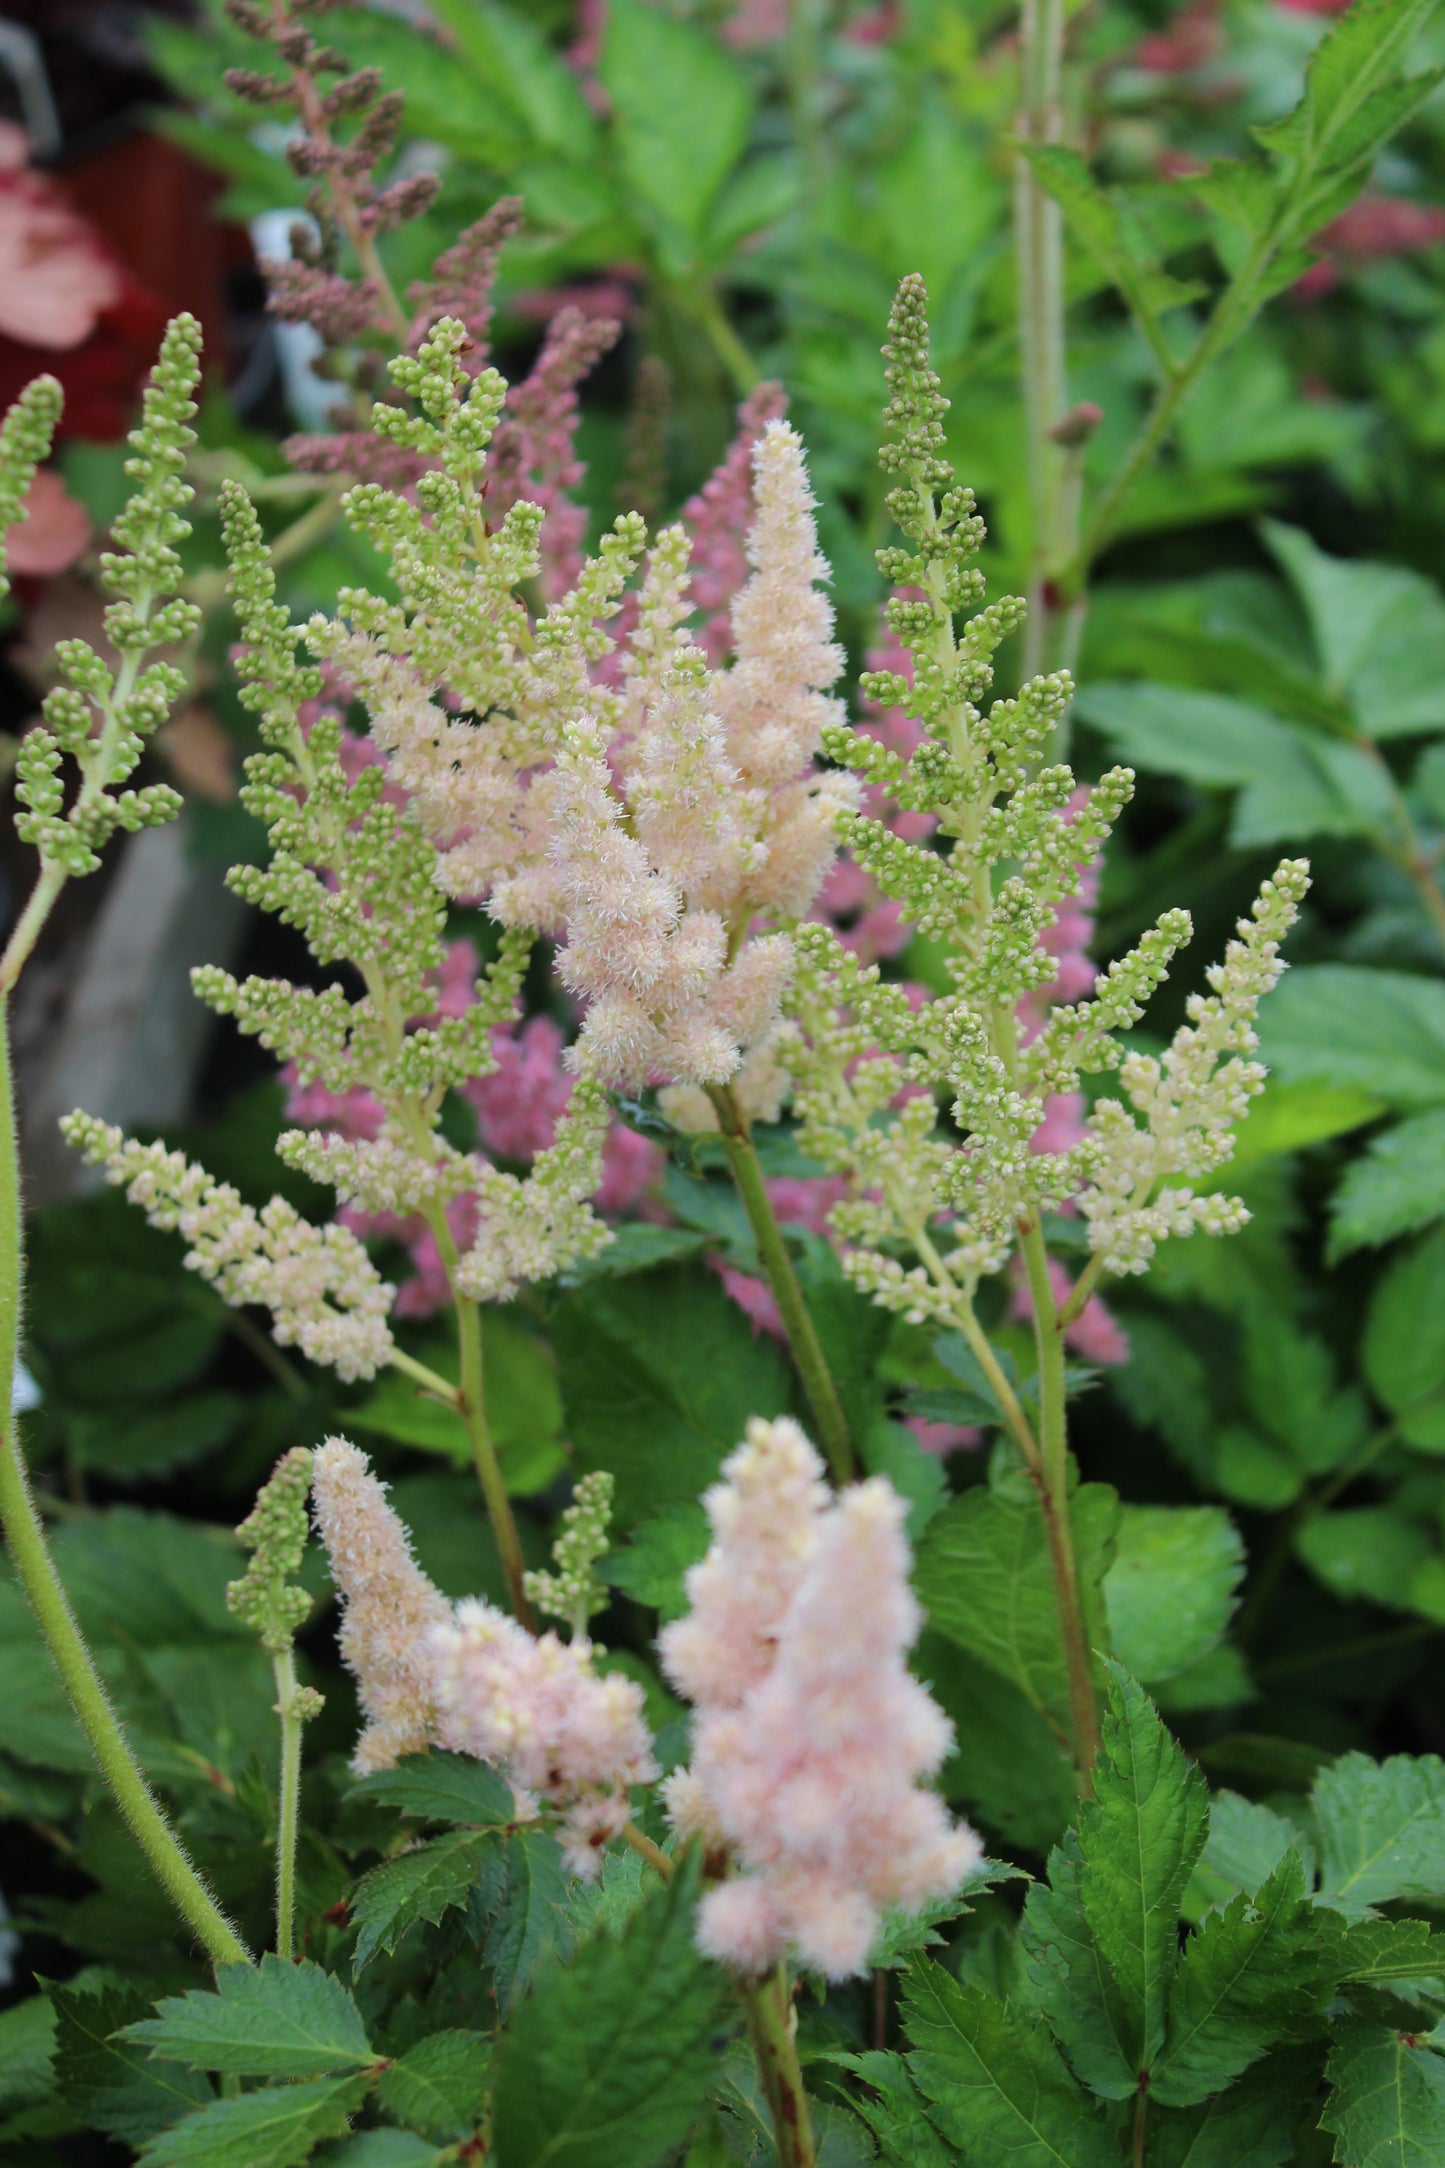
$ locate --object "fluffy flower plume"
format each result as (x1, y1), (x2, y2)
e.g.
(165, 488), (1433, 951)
(659, 1416), (829, 1711)
(61, 1118), (395, 1382)
(662, 1418), (979, 1980)
(310, 1439), (450, 1774)
(552, 420), (856, 1095)
(431, 1601), (656, 1877)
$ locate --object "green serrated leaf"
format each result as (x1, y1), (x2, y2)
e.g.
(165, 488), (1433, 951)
(1339, 1915), (1445, 1987)
(1314, 1752), (1445, 1915)
(913, 1482), (1119, 1739)
(353, 1830), (499, 1970)
(602, 1502), (709, 1622)
(1104, 1506), (1244, 1684)
(1191, 1792), (1308, 1908)
(1330, 1114), (1445, 1258)
(1321, 2020), (1445, 2167)
(1260, 967), (1445, 1113)
(348, 1753), (515, 1829)
(491, 1851), (730, 2168)
(47, 1978), (212, 2145)
(1363, 1228), (1445, 1438)
(1022, 1830), (1138, 2099)
(834, 2049), (953, 2168)
(484, 1827), (572, 2016)
(601, 0), (752, 255)
(123, 1957), (374, 2080)
(375, 2033), (489, 2145)
(137, 2073), (374, 2168)
(1077, 1667), (1209, 2073)
(0, 1996), (55, 2118)
(1146, 2044), (1326, 2167)
(552, 1266), (790, 1524)
(904, 1963), (1118, 2166)
(1151, 1853), (1328, 2106)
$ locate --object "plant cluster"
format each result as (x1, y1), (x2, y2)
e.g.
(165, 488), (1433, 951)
(2, 0), (1445, 2163)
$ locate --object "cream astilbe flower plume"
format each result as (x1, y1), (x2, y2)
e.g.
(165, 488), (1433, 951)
(549, 419), (857, 1108)
(310, 1438), (449, 1775)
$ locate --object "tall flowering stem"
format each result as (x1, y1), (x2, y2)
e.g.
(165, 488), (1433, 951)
(789, 280), (1311, 1791)
(228, 1448), (323, 1959)
(1014, 0), (1072, 687)
(705, 1083), (854, 1481)
(0, 339), (249, 1971)
(0, 1013), (250, 1971)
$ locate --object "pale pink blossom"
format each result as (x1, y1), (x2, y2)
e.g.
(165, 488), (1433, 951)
(310, 1438), (450, 1775)
(659, 1415), (829, 1713)
(431, 1598), (656, 1876)
(665, 1430), (980, 1979)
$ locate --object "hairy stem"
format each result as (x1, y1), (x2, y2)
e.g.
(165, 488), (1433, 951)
(272, 1648), (304, 1960)
(706, 1083), (855, 1482)
(0, 1002), (250, 1970)
(740, 1965), (818, 2168)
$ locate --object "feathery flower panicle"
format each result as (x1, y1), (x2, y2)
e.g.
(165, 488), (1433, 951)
(6, 317), (200, 890)
(60, 1118), (395, 1382)
(431, 1599), (657, 1877)
(310, 1438), (450, 1775)
(659, 1416), (829, 1713)
(785, 276), (1310, 1332)
(663, 1419), (979, 1980)
(551, 418), (855, 1102)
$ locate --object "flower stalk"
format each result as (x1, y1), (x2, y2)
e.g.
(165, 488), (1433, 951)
(0, 1004), (250, 1972)
(706, 1082), (855, 1482)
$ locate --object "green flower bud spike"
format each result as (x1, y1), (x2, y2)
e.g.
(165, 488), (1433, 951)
(524, 1470), (615, 1641)
(229, 1448), (324, 1958)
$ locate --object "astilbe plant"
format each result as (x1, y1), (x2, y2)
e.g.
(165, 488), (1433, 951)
(783, 277), (1310, 1776)
(0, 273), (1383, 2168)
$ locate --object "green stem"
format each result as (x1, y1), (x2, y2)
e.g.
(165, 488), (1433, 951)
(272, 1648), (303, 1960)
(457, 1289), (534, 1630)
(621, 1821), (673, 1878)
(1014, 0), (1070, 685)
(1020, 1215), (1099, 1785)
(0, 1001), (250, 1970)
(694, 288), (760, 397)
(387, 1344), (462, 1405)
(706, 1084), (855, 1482)
(1133, 2088), (1148, 2168)
(739, 1964), (818, 2168)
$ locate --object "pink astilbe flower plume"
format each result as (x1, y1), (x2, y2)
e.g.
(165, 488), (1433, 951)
(661, 1418), (980, 1980)
(659, 1415), (829, 1712)
(431, 1601), (657, 1877)
(310, 1437), (450, 1775)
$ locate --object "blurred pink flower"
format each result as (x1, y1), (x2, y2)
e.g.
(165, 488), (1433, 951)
(4, 465), (90, 576)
